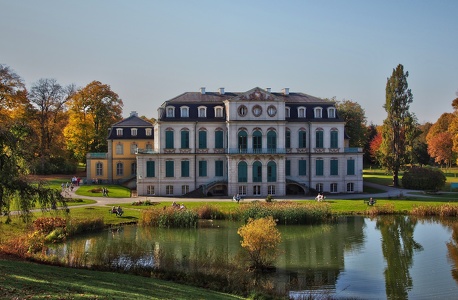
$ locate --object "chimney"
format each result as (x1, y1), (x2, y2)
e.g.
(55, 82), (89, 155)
(266, 88), (271, 93)
(200, 87), (206, 94)
(219, 87), (225, 95)
(282, 88), (290, 95)
(130, 111), (138, 117)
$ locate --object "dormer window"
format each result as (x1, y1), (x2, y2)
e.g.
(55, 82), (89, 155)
(314, 107), (322, 118)
(285, 107), (290, 118)
(131, 128), (137, 136)
(116, 128), (123, 136)
(198, 106), (207, 118)
(180, 106), (189, 118)
(146, 128), (152, 136)
(328, 107), (336, 118)
(298, 107), (306, 118)
(214, 106), (223, 118)
(166, 106), (175, 118)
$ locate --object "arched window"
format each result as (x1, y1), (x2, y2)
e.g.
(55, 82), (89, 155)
(285, 129), (291, 148)
(267, 130), (276, 151)
(314, 107), (322, 118)
(116, 162), (123, 176)
(238, 161), (247, 182)
(214, 106), (223, 118)
(316, 128), (324, 148)
(285, 107), (290, 118)
(166, 106), (175, 117)
(198, 106), (207, 118)
(253, 130), (262, 151)
(181, 129), (189, 149)
(215, 129), (224, 149)
(238, 130), (247, 151)
(298, 107), (306, 118)
(198, 129), (207, 149)
(116, 143), (123, 155)
(299, 130), (307, 148)
(267, 161), (276, 182)
(328, 107), (336, 118)
(252, 161), (262, 182)
(165, 129), (174, 149)
(96, 162), (103, 176)
(330, 128), (338, 148)
(180, 106), (189, 118)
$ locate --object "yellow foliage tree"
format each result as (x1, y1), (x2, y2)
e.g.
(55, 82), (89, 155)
(237, 216), (281, 270)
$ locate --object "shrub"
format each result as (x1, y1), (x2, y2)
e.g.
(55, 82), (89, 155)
(33, 217), (66, 234)
(265, 195), (273, 202)
(140, 207), (198, 228)
(237, 216), (281, 271)
(195, 204), (224, 220)
(402, 166), (446, 191)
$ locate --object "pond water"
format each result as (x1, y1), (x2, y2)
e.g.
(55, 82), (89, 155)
(48, 216), (458, 299)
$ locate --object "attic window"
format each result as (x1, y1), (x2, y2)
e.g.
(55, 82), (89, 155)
(328, 107), (336, 118)
(146, 128), (152, 136)
(131, 128), (138, 136)
(181, 106), (189, 118)
(298, 107), (306, 118)
(314, 107), (322, 118)
(116, 128), (123, 136)
(214, 106), (223, 118)
(166, 106), (175, 118)
(198, 106), (207, 118)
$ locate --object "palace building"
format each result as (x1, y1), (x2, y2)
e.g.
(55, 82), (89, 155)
(134, 87), (363, 197)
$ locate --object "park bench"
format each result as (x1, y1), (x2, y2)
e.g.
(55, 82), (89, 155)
(364, 199), (376, 206)
(451, 183), (458, 192)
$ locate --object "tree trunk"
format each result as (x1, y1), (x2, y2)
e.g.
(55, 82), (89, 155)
(393, 172), (399, 187)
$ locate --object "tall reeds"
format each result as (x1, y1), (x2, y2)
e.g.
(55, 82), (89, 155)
(140, 207), (198, 228)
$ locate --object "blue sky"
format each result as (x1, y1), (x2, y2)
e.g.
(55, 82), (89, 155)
(1, 0), (457, 125)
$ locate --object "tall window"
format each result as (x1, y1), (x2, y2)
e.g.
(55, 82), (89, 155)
(181, 130), (189, 149)
(330, 183), (338, 193)
(238, 130), (247, 151)
(96, 162), (103, 176)
(299, 130), (307, 148)
(238, 161), (247, 182)
(285, 107), (290, 118)
(252, 161), (262, 182)
(165, 130), (174, 149)
(165, 161), (174, 177)
(199, 160), (207, 177)
(147, 185), (155, 195)
(267, 130), (276, 151)
(285, 129), (291, 148)
(215, 161), (223, 177)
(316, 129), (324, 148)
(166, 185), (174, 195)
(130, 143), (137, 154)
(146, 143), (153, 151)
(116, 143), (123, 155)
(215, 130), (224, 148)
(267, 161), (276, 182)
(330, 159), (338, 175)
(180, 106), (189, 118)
(285, 160), (291, 176)
(347, 182), (354, 192)
(238, 185), (247, 195)
(182, 185), (189, 195)
(347, 159), (355, 175)
(116, 162), (123, 176)
(181, 160), (189, 177)
(316, 183), (323, 192)
(131, 162), (136, 175)
(146, 161), (155, 177)
(314, 107), (322, 118)
(198, 106), (206, 118)
(330, 129), (338, 148)
(198, 130), (207, 149)
(268, 185), (276, 195)
(299, 160), (307, 176)
(166, 107), (175, 117)
(253, 130), (262, 151)
(316, 159), (324, 176)
(298, 107), (306, 118)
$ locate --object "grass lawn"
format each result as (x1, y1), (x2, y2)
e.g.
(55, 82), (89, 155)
(75, 184), (131, 198)
(0, 259), (243, 300)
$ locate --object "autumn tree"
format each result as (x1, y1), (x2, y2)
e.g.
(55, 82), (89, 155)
(64, 81), (123, 161)
(335, 99), (368, 147)
(237, 216), (281, 270)
(0, 64), (29, 125)
(412, 122), (432, 166)
(369, 129), (383, 166)
(380, 64), (417, 187)
(28, 79), (75, 172)
(449, 96), (458, 162)
(427, 132), (454, 168)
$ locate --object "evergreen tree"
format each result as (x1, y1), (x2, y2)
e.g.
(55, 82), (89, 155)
(380, 64), (417, 187)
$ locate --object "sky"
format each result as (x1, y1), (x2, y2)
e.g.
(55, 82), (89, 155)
(1, 0), (457, 125)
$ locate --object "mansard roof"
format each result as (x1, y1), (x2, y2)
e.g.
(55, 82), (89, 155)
(112, 112), (154, 127)
(108, 112), (154, 140)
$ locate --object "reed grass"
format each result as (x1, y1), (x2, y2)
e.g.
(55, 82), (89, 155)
(140, 207), (198, 228)
(410, 204), (458, 217)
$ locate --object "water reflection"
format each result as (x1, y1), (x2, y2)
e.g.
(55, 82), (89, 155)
(46, 216), (458, 298)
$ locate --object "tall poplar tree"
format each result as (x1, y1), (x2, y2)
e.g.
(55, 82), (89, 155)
(380, 64), (417, 187)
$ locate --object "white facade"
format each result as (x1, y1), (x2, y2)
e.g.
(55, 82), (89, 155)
(136, 87), (363, 197)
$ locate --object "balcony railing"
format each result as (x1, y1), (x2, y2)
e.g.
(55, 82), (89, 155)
(136, 148), (159, 154)
(87, 153), (107, 158)
(344, 147), (363, 153)
(228, 148), (287, 154)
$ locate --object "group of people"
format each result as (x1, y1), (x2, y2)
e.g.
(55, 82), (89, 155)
(315, 193), (326, 202)
(111, 206), (123, 216)
(102, 187), (109, 197)
(172, 202), (186, 210)
(233, 194), (242, 203)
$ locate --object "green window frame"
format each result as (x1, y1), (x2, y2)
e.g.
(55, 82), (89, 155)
(238, 161), (247, 182)
(330, 130), (338, 148)
(181, 130), (189, 149)
(215, 130), (224, 148)
(252, 161), (262, 182)
(285, 160), (291, 176)
(316, 159), (324, 176)
(299, 130), (307, 148)
(299, 160), (307, 176)
(267, 161), (276, 182)
(165, 130), (174, 149)
(181, 160), (189, 177)
(215, 161), (223, 177)
(330, 159), (338, 175)
(316, 130), (324, 148)
(165, 161), (174, 177)
(146, 161), (155, 177)
(238, 131), (247, 150)
(347, 159), (355, 175)
(285, 130), (291, 148)
(198, 130), (207, 149)
(199, 160), (207, 177)
(253, 130), (262, 150)
(267, 130), (276, 150)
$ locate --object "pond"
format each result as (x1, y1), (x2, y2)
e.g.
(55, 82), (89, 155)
(47, 216), (458, 299)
